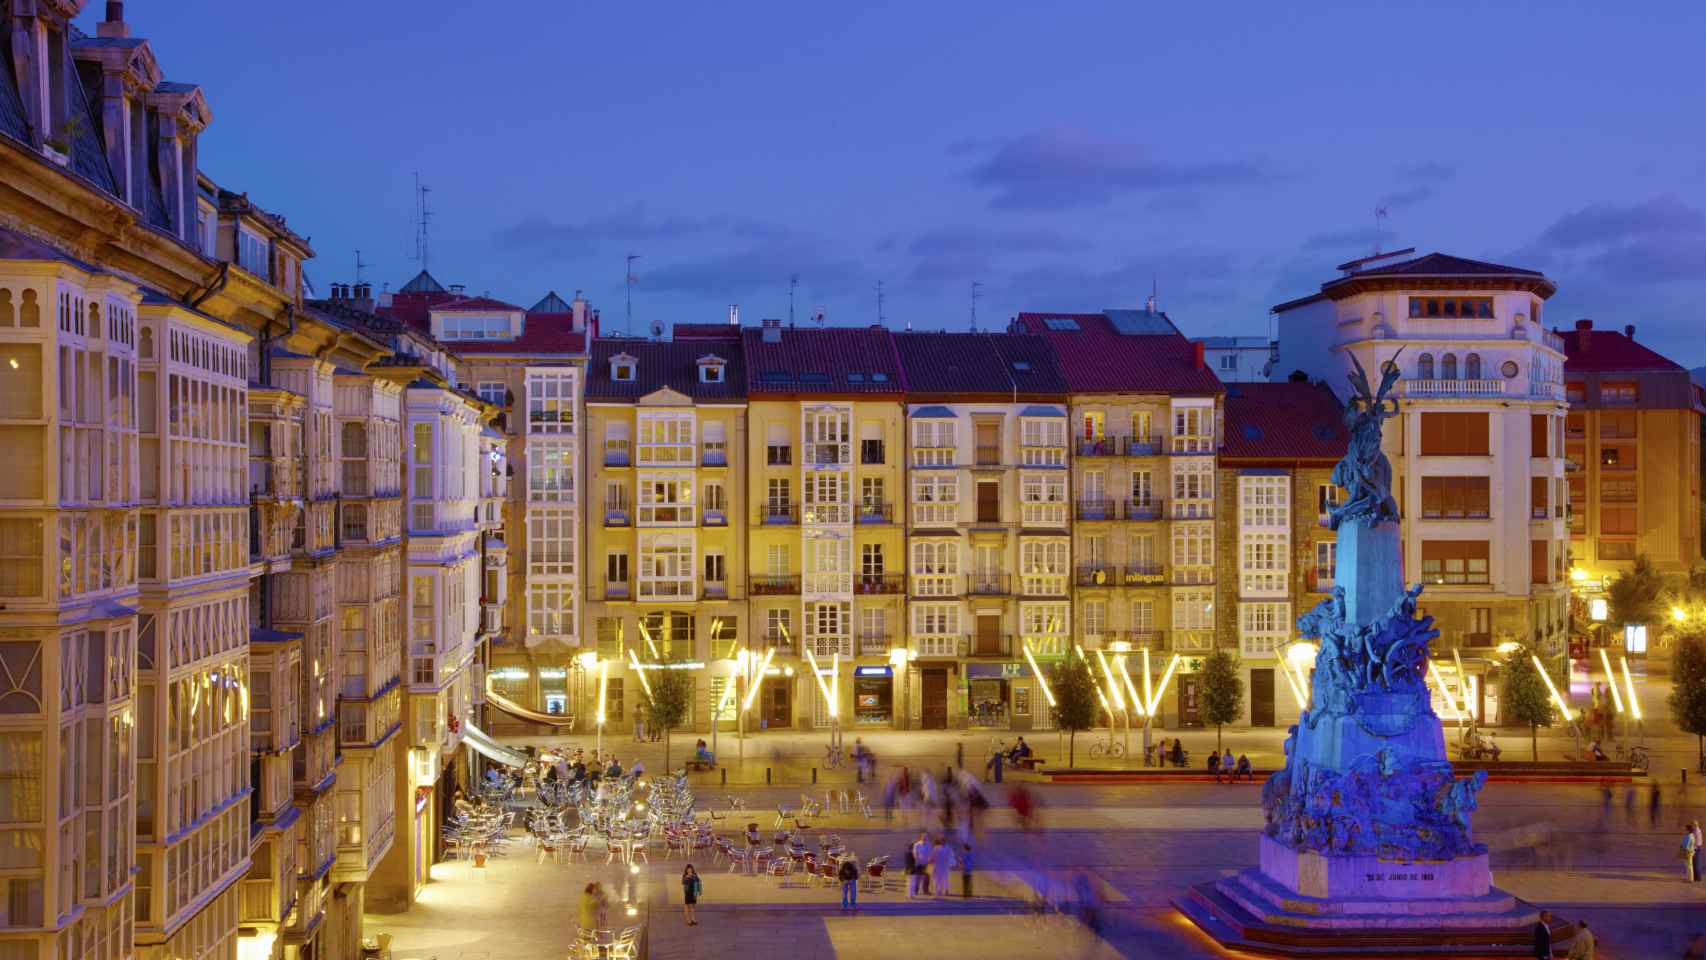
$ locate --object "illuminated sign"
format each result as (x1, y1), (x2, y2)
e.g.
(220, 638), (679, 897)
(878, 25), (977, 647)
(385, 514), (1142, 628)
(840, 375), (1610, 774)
(1624, 624), (1648, 655)
(854, 666), (893, 678)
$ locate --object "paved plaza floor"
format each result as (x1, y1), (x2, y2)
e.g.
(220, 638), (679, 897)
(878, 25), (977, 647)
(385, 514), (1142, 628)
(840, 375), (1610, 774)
(368, 768), (1706, 960)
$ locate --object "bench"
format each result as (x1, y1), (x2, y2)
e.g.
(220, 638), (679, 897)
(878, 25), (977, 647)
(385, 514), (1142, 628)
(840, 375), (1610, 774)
(685, 759), (715, 772)
(1014, 756), (1046, 771)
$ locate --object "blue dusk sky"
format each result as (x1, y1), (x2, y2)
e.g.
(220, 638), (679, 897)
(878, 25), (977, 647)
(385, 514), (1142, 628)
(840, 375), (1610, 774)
(83, 2), (1706, 364)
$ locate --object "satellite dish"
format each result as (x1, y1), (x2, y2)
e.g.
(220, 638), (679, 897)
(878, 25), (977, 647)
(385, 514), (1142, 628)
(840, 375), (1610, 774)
(649, 320), (664, 339)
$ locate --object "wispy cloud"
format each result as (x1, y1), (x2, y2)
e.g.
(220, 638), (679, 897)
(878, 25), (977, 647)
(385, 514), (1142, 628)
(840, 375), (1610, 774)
(955, 129), (1277, 211)
(1379, 161), (1456, 210)
(490, 204), (782, 261)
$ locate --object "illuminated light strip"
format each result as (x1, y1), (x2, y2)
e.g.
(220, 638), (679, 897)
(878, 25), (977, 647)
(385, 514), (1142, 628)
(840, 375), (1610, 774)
(1147, 654), (1182, 717)
(1450, 649), (1474, 716)
(1289, 653), (1313, 710)
(1531, 655), (1574, 723)
(637, 621), (661, 659)
(627, 649), (654, 698)
(803, 648), (835, 716)
(1094, 650), (1125, 711)
(830, 652), (840, 719)
(1114, 656), (1143, 717)
(596, 660), (609, 725)
(1142, 648), (1154, 714)
(1599, 648), (1625, 713)
(742, 648), (777, 713)
(1427, 660), (1461, 722)
(714, 668), (738, 715)
(1022, 642), (1055, 708)
(1619, 655), (1641, 721)
(1278, 650), (1309, 708)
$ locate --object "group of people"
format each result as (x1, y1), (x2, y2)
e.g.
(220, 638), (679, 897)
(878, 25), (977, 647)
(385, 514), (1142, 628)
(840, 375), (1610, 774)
(906, 832), (973, 898)
(1206, 747), (1254, 782)
(536, 747), (641, 787)
(880, 765), (993, 840)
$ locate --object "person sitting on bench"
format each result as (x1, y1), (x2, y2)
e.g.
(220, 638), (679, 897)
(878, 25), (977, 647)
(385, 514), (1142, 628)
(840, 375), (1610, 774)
(694, 738), (716, 767)
(1008, 737), (1032, 765)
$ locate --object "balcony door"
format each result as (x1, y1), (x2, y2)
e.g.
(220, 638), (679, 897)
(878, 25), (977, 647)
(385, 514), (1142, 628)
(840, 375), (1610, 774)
(976, 480), (1000, 523)
(975, 613), (1003, 657)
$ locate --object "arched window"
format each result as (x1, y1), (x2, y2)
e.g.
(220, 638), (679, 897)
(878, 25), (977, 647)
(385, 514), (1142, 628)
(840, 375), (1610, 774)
(1441, 353), (1458, 380)
(1464, 353), (1482, 379)
(1417, 353), (1435, 379)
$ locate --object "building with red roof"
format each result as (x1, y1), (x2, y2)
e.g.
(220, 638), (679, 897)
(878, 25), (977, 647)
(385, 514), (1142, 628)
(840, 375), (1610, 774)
(1560, 318), (1703, 586)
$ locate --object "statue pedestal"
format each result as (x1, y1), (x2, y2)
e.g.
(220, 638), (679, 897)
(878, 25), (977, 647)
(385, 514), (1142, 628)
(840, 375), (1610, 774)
(1294, 698), (1446, 773)
(1259, 835), (1490, 901)
(1337, 516), (1403, 626)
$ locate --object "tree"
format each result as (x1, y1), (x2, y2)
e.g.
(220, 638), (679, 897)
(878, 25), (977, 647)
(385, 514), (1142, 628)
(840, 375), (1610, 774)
(1502, 646), (1556, 761)
(1668, 630), (1706, 768)
(1050, 652), (1099, 768)
(1199, 648), (1245, 751)
(641, 667), (694, 773)
(1608, 554), (1666, 631)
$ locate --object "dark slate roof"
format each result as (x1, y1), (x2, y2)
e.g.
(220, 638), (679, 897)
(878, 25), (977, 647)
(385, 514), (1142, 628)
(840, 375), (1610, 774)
(1220, 382), (1347, 462)
(585, 338), (747, 402)
(1560, 322), (1684, 373)
(433, 294), (524, 312)
(1010, 312), (1223, 395)
(399, 270), (446, 294)
(530, 291), (574, 313)
(0, 225), (100, 272)
(1341, 252), (1546, 280)
(893, 332), (1069, 398)
(740, 326), (906, 395)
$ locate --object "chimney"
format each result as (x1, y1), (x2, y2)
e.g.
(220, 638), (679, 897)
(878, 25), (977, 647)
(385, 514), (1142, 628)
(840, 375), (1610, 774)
(352, 283), (374, 312)
(1193, 341), (1206, 370)
(1575, 318), (1593, 352)
(761, 318), (783, 343)
(1624, 323), (1636, 339)
(98, 1), (130, 38)
(570, 290), (587, 332)
(728, 304), (740, 327)
(590, 308), (601, 338)
(1146, 293), (1158, 313)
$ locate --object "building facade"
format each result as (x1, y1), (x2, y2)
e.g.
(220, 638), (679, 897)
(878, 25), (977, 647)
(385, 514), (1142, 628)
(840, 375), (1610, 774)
(1195, 335), (1276, 383)
(1273, 251), (1571, 722)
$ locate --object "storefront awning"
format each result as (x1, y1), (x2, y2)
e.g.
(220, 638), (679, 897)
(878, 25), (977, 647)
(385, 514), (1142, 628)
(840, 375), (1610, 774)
(966, 662), (1030, 680)
(461, 719), (530, 769)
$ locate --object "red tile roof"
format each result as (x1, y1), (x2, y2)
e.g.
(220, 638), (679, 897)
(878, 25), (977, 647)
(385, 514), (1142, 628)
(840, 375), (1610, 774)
(740, 326), (906, 394)
(1220, 382), (1347, 462)
(1559, 322), (1685, 373)
(431, 294), (526, 313)
(1009, 312), (1222, 394)
(670, 322), (743, 342)
(376, 292), (587, 356)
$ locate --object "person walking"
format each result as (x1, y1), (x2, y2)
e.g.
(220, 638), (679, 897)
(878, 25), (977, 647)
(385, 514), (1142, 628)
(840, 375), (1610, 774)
(960, 842), (974, 898)
(908, 833), (931, 897)
(1650, 782), (1663, 829)
(1692, 820), (1704, 883)
(929, 833), (955, 898)
(1683, 825), (1700, 883)
(1566, 919), (1595, 960)
(681, 864), (702, 926)
(1531, 910), (1553, 959)
(578, 882), (603, 936)
(837, 857), (859, 911)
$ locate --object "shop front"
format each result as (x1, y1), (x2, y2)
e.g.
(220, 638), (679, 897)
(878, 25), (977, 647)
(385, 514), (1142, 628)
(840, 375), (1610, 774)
(853, 665), (895, 726)
(965, 661), (1038, 730)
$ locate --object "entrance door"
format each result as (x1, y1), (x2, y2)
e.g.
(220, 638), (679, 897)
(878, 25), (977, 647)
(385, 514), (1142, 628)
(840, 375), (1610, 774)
(976, 480), (1000, 523)
(921, 668), (948, 729)
(1250, 668), (1275, 727)
(1177, 676), (1203, 727)
(975, 614), (1004, 657)
(763, 679), (792, 728)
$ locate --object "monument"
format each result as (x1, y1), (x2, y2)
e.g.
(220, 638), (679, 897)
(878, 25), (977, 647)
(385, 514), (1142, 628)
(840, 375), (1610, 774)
(1176, 355), (1567, 956)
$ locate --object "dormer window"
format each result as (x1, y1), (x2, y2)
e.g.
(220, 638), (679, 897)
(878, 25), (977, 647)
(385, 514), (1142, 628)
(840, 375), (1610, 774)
(611, 353), (638, 382)
(697, 354), (726, 385)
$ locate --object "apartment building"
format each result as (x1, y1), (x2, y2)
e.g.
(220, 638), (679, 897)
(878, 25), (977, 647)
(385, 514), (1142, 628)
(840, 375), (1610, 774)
(1560, 319), (1703, 588)
(1273, 251), (1571, 721)
(890, 332), (1071, 731)
(376, 281), (590, 735)
(576, 337), (748, 729)
(1010, 308), (1225, 726)
(1215, 382), (1346, 729)
(740, 321), (907, 730)
(1195, 336), (1276, 383)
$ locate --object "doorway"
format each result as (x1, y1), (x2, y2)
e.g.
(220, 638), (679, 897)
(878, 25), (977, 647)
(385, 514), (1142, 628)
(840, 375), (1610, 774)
(974, 614), (1004, 657)
(762, 678), (792, 728)
(1177, 675), (1203, 727)
(1250, 668), (1275, 727)
(976, 480), (1000, 523)
(921, 668), (948, 729)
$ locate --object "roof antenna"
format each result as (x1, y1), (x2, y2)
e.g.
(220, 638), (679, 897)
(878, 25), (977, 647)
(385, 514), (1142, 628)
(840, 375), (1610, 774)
(1146, 277), (1158, 313)
(789, 273), (800, 327)
(354, 249), (368, 286)
(625, 253), (641, 337)
(876, 280), (886, 327)
(970, 280), (982, 332)
(1374, 206), (1389, 255)
(410, 173), (433, 271)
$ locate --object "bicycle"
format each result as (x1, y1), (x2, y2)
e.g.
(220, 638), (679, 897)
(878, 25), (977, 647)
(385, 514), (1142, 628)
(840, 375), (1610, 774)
(823, 743), (845, 769)
(1615, 741), (1651, 775)
(1089, 740), (1126, 761)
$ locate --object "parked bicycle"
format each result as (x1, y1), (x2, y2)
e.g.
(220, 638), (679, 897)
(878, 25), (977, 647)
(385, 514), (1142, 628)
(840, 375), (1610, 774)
(1614, 741), (1651, 774)
(823, 743), (845, 769)
(1089, 740), (1126, 761)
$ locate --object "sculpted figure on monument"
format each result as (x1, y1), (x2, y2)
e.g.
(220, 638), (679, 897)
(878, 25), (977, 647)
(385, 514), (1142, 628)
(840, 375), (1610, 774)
(1328, 352), (1403, 531)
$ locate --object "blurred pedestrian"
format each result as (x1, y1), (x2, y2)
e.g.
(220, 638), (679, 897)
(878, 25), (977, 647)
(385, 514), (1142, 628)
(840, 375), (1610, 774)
(930, 833), (954, 898)
(681, 864), (702, 926)
(1683, 825), (1700, 882)
(1531, 910), (1553, 960)
(908, 833), (930, 897)
(1208, 750), (1222, 781)
(1693, 820), (1704, 882)
(1650, 783), (1663, 829)
(1567, 919), (1595, 959)
(960, 842), (974, 898)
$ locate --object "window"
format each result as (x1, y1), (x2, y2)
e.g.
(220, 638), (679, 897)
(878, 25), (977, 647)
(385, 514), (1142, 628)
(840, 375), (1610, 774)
(1599, 539), (1636, 561)
(701, 421), (727, 465)
(1130, 598), (1155, 632)
(637, 413), (694, 465)
(698, 359), (724, 384)
(1468, 607), (1492, 640)
(410, 422), (434, 504)
(1239, 476), (1289, 527)
(913, 604), (960, 636)
(1171, 522), (1214, 583)
(1171, 459), (1214, 515)
(611, 356), (636, 381)
(1081, 411), (1104, 442)
(527, 584), (575, 641)
(1600, 506), (1636, 535)
(1171, 589), (1213, 636)
(1219, 354), (1237, 371)
(1131, 471), (1155, 506)
(607, 553), (629, 584)
(1464, 353), (1482, 379)
(1600, 476), (1636, 502)
(526, 370), (576, 434)
(639, 534), (694, 599)
(605, 479), (630, 515)
(1083, 599), (1107, 638)
(704, 552), (726, 585)
(766, 478), (792, 515)
(911, 540), (959, 596)
(1240, 602), (1291, 656)
(638, 475), (694, 525)
(1530, 415), (1549, 457)
(1240, 533), (1288, 595)
(860, 477), (885, 509)
(1408, 296), (1494, 319)
(1530, 540), (1550, 585)
(861, 544), (885, 578)
(1420, 477), (1491, 519)
(527, 510), (575, 576)
(1171, 405), (1213, 452)
(1020, 472), (1068, 527)
(912, 474), (958, 526)
(1440, 354), (1458, 380)
(1600, 445), (1634, 470)
(913, 419), (955, 465)
(767, 442), (792, 466)
(861, 438), (885, 464)
(481, 380), (509, 410)
(238, 229), (269, 278)
(766, 608), (793, 644)
(1601, 382), (1637, 404)
(0, 520), (43, 597)
(804, 472), (849, 524)
(1417, 354), (1435, 379)
(766, 544), (789, 579)
(1529, 476), (1549, 519)
(703, 481), (726, 520)
(1566, 382), (1585, 404)
(1019, 540), (1068, 596)
(1020, 417), (1066, 466)
(604, 422), (630, 466)
(529, 440), (575, 501)
(1317, 484), (1342, 519)
(1420, 540), (1490, 585)
(1418, 413), (1489, 456)
(1315, 541), (1337, 589)
(441, 315), (513, 340)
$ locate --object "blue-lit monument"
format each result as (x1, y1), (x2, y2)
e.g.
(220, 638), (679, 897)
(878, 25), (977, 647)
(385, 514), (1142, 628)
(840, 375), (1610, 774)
(1178, 356), (1558, 956)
